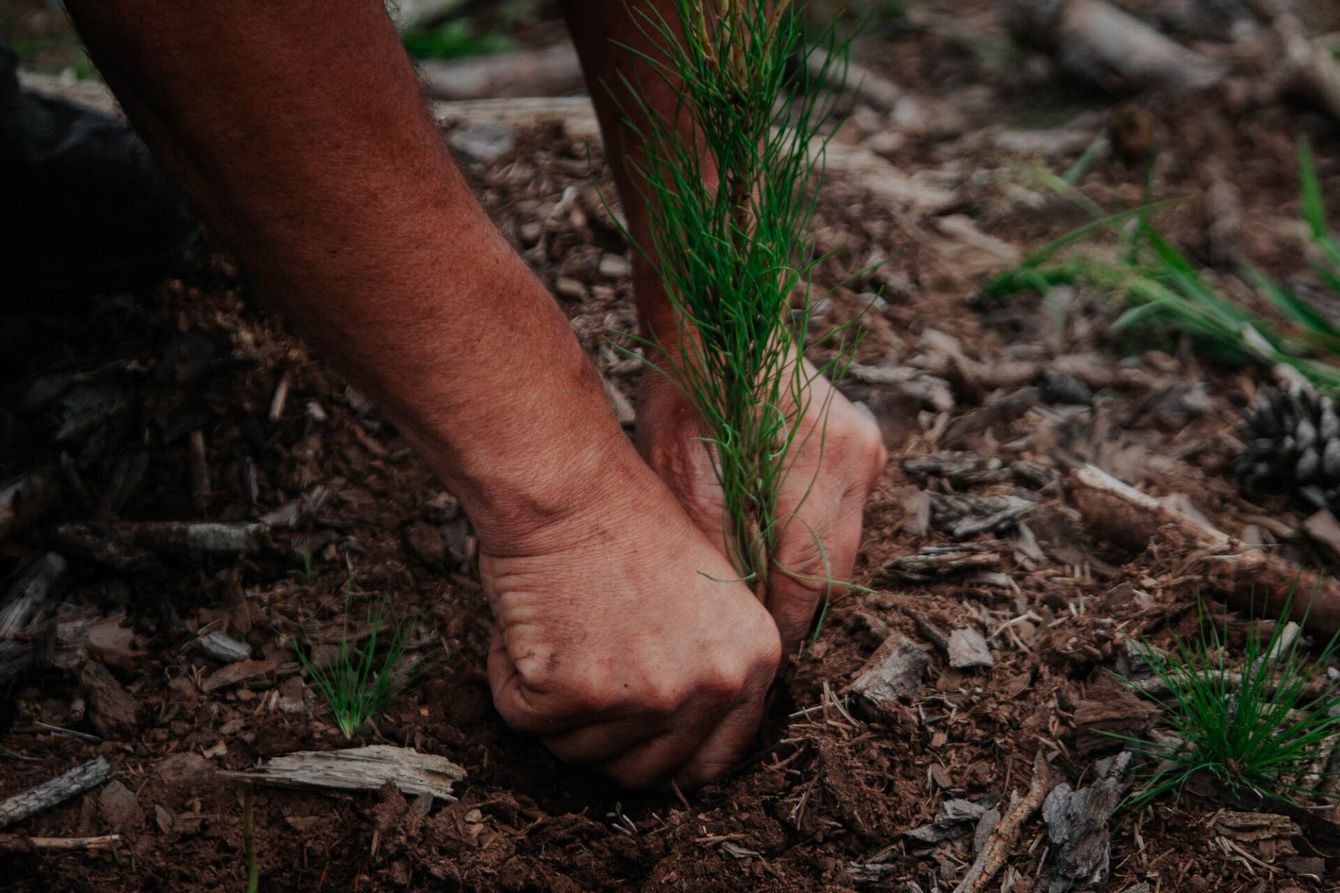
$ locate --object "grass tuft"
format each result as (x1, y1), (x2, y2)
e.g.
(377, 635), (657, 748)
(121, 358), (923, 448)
(293, 597), (422, 739)
(1115, 602), (1340, 809)
(984, 142), (1340, 392)
(621, 0), (857, 599)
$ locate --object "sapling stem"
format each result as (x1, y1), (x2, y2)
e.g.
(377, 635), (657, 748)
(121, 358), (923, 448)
(625, 0), (852, 600)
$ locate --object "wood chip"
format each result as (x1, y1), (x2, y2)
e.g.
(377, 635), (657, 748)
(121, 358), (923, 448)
(850, 633), (930, 703)
(222, 745), (465, 801)
(1042, 751), (1132, 892)
(948, 628), (995, 670)
(200, 659), (279, 692)
(0, 757), (112, 829)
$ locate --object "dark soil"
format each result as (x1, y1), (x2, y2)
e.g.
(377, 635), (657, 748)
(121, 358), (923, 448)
(4, 2), (1340, 891)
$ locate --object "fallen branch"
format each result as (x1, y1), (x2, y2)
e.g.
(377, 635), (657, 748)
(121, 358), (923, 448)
(1068, 464), (1340, 638)
(1004, 0), (1226, 94)
(0, 757), (113, 829)
(222, 745), (465, 801)
(54, 521), (271, 570)
(952, 751), (1052, 893)
(419, 44), (584, 101)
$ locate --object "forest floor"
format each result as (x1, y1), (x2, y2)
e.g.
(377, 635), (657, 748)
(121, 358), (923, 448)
(4, 1), (1340, 891)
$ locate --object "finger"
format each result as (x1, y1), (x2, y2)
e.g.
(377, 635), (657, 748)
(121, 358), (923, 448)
(599, 722), (718, 790)
(487, 626), (587, 737)
(671, 677), (771, 791)
(543, 718), (664, 767)
(768, 499), (866, 653)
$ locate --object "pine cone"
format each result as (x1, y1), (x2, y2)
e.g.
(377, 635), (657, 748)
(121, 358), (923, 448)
(1238, 384), (1340, 512)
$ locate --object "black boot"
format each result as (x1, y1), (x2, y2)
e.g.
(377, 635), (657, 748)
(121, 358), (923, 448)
(0, 45), (196, 295)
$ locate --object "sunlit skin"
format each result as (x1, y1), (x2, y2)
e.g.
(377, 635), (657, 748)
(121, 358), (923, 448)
(64, 0), (885, 789)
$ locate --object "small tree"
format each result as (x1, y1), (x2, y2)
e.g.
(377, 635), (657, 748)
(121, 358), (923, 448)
(627, 0), (851, 600)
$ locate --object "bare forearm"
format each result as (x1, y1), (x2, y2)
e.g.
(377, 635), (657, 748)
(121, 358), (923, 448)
(563, 0), (714, 345)
(65, 0), (629, 544)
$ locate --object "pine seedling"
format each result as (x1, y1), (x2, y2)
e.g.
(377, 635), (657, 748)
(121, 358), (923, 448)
(1115, 602), (1340, 809)
(623, 0), (854, 599)
(293, 597), (421, 739)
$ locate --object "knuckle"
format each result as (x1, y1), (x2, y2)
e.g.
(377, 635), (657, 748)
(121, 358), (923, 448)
(640, 677), (686, 716)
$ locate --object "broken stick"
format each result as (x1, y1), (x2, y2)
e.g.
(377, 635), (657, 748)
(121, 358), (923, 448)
(952, 751), (1051, 893)
(0, 833), (120, 853)
(0, 757), (112, 829)
(1069, 464), (1340, 638)
(1003, 0), (1226, 94)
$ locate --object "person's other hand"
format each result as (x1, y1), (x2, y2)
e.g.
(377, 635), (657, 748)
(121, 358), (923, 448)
(636, 361), (887, 652)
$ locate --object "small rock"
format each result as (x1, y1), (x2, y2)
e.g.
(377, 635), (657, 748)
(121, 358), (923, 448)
(197, 630), (252, 663)
(947, 628), (994, 670)
(554, 277), (587, 301)
(155, 751), (211, 788)
(200, 659), (279, 692)
(598, 254), (632, 279)
(403, 521), (447, 566)
(447, 120), (516, 164)
(80, 661), (138, 738)
(98, 779), (143, 832)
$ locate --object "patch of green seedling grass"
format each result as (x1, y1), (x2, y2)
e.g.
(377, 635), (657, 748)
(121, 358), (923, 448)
(622, 0), (858, 602)
(985, 142), (1340, 392)
(1114, 601), (1340, 809)
(293, 597), (422, 739)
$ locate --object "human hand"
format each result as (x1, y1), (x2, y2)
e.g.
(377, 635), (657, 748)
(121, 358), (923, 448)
(635, 361), (887, 653)
(480, 451), (781, 790)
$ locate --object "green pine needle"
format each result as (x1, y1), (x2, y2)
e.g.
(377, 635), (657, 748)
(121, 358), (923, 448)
(623, 0), (857, 597)
(293, 598), (423, 739)
(983, 141), (1340, 393)
(1114, 601), (1340, 809)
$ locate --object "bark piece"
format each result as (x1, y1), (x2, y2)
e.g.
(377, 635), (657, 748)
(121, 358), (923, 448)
(97, 779), (142, 833)
(85, 618), (143, 671)
(1069, 464), (1340, 637)
(905, 797), (989, 844)
(80, 661), (138, 738)
(948, 628), (995, 670)
(0, 757), (112, 828)
(1072, 681), (1156, 756)
(196, 631), (252, 663)
(1041, 751), (1132, 893)
(850, 633), (930, 703)
(883, 541), (1007, 582)
(200, 659), (279, 693)
(0, 553), (65, 687)
(223, 745), (465, 801)
(930, 492), (1037, 539)
(941, 388), (1040, 449)
(902, 453), (1010, 487)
